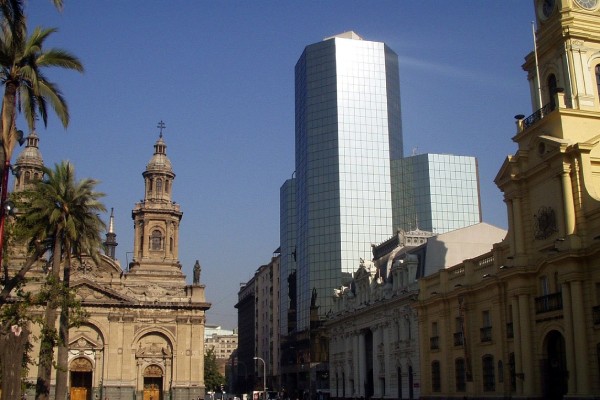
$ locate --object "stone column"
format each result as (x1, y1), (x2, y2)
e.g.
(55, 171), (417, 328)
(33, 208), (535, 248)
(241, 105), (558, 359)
(383, 323), (390, 399)
(510, 297), (523, 394)
(372, 326), (380, 398)
(354, 332), (360, 397)
(571, 280), (590, 394)
(561, 170), (575, 235)
(518, 294), (534, 394)
(561, 282), (577, 394)
(512, 198), (525, 256)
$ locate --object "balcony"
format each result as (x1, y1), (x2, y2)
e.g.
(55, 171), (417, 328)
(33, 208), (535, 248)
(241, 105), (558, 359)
(535, 292), (563, 314)
(453, 332), (464, 347)
(523, 101), (556, 129)
(480, 326), (492, 343)
(430, 336), (440, 350)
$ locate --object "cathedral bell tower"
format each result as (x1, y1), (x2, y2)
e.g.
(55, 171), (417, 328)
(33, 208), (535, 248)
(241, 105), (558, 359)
(130, 122), (183, 276)
(497, 0), (600, 261)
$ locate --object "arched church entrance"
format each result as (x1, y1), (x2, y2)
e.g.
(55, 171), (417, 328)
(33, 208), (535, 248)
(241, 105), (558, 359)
(69, 357), (93, 400)
(143, 364), (163, 400)
(542, 330), (567, 400)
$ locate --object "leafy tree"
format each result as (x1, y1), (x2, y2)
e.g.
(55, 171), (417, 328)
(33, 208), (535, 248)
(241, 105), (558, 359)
(204, 347), (226, 393)
(19, 161), (105, 400)
(0, 4), (83, 286)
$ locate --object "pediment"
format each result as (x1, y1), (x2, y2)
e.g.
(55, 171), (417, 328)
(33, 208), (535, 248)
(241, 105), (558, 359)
(72, 280), (135, 305)
(69, 334), (101, 350)
(70, 254), (123, 281)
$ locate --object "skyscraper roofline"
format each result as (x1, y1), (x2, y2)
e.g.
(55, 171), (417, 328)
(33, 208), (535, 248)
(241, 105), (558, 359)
(323, 31), (363, 41)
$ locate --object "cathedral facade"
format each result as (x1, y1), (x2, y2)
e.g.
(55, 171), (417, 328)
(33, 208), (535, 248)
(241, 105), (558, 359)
(9, 128), (210, 400)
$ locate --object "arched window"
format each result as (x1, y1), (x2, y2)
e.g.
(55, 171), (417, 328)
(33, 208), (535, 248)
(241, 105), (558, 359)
(147, 179), (153, 194)
(156, 179), (163, 194)
(24, 171), (30, 183)
(165, 180), (169, 194)
(547, 74), (558, 108)
(455, 358), (466, 392)
(431, 361), (441, 392)
(150, 230), (163, 250)
(482, 355), (495, 392)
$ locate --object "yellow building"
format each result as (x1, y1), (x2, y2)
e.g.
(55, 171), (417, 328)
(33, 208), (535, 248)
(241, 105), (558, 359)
(5, 128), (210, 400)
(417, 0), (600, 398)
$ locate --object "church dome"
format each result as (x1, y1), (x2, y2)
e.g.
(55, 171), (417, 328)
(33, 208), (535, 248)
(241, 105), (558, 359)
(146, 136), (172, 172)
(15, 131), (43, 168)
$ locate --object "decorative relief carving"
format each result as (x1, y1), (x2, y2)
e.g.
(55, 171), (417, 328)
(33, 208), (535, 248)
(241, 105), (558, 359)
(534, 206), (558, 240)
(70, 357), (93, 372)
(143, 364), (163, 377)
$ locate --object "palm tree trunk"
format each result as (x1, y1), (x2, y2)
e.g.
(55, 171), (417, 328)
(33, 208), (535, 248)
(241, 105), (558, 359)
(35, 237), (62, 400)
(0, 323), (28, 400)
(54, 247), (71, 400)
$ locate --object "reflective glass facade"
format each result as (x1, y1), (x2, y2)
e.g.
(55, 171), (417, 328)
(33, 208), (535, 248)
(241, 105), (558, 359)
(279, 178), (296, 336)
(392, 154), (482, 234)
(294, 34), (402, 330)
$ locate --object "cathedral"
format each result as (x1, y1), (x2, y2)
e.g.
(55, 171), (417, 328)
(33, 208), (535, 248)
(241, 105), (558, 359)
(9, 127), (210, 400)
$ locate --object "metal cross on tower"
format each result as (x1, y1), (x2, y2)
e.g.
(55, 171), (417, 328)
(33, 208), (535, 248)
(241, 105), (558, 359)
(157, 120), (166, 138)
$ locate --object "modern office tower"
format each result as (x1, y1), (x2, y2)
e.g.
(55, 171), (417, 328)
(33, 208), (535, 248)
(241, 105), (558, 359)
(393, 153), (482, 234)
(294, 31), (402, 331)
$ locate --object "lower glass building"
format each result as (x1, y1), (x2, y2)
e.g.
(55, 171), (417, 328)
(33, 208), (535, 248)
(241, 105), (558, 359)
(392, 153), (482, 234)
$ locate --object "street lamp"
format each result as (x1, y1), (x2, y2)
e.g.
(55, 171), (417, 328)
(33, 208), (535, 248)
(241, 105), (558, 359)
(253, 356), (266, 400)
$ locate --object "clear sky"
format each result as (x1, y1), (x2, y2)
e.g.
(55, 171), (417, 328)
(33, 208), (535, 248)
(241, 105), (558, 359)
(23, 1), (536, 329)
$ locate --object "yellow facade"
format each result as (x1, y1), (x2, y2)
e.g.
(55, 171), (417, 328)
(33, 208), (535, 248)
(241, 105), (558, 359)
(418, 1), (600, 398)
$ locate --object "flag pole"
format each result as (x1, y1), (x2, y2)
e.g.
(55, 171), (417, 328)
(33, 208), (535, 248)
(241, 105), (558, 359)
(532, 21), (544, 114)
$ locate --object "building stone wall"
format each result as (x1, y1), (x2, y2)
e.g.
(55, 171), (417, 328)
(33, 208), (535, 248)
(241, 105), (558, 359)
(5, 130), (210, 400)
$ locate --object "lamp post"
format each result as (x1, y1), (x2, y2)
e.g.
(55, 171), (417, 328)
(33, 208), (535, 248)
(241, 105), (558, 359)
(253, 356), (266, 400)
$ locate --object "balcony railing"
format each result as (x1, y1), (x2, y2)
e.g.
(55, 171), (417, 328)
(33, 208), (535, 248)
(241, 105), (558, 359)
(535, 292), (563, 314)
(430, 336), (440, 350)
(480, 326), (492, 343)
(453, 332), (464, 346)
(523, 101), (556, 129)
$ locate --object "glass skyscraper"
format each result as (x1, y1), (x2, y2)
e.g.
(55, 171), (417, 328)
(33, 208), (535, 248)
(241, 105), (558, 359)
(293, 31), (402, 330)
(392, 153), (482, 234)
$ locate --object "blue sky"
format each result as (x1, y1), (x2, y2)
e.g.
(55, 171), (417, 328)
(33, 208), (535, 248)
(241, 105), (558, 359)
(23, 1), (535, 329)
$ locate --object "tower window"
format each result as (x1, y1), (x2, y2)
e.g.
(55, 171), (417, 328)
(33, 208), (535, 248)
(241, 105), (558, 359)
(596, 65), (600, 100)
(24, 171), (31, 183)
(148, 179), (153, 194)
(150, 230), (163, 250)
(165, 180), (170, 194)
(157, 179), (163, 194)
(547, 74), (557, 108)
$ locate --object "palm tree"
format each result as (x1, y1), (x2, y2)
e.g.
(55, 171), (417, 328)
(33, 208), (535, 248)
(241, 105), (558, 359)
(20, 161), (105, 400)
(0, 19), (83, 283)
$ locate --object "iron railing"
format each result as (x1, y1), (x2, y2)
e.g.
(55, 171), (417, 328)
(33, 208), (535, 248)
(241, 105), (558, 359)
(523, 101), (556, 129)
(535, 292), (563, 314)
